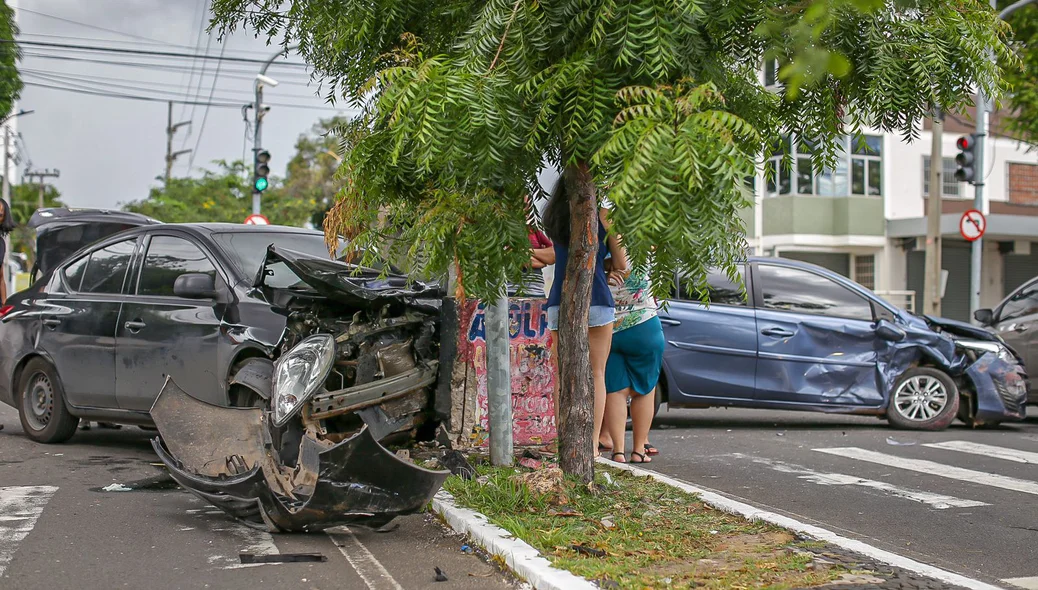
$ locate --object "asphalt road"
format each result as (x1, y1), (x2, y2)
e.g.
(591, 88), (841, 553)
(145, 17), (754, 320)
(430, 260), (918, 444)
(634, 406), (1038, 590)
(0, 405), (517, 590)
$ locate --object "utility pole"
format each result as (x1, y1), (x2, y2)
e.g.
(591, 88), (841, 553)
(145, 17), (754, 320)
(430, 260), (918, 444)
(1, 109), (33, 205)
(924, 111), (944, 316)
(24, 168), (59, 209)
(252, 45), (297, 216)
(970, 0), (1038, 318)
(165, 101), (192, 186)
(486, 289), (514, 466)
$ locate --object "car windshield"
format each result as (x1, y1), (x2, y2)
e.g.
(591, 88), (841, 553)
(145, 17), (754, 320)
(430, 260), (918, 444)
(212, 231), (340, 289)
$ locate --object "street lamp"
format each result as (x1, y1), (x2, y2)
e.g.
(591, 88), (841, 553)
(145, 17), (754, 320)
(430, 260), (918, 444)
(251, 45), (297, 216)
(2, 109), (34, 203)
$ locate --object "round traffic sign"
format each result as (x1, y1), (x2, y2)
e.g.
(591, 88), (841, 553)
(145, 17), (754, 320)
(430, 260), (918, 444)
(244, 213), (270, 225)
(959, 209), (986, 242)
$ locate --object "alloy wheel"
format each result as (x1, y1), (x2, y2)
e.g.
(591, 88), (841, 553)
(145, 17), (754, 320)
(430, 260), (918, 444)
(22, 371), (54, 431)
(893, 375), (948, 422)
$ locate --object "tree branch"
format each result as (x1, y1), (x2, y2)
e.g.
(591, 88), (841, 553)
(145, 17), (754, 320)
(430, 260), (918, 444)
(488, 0), (523, 72)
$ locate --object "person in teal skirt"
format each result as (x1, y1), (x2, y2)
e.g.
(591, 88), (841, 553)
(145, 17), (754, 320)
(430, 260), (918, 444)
(601, 264), (665, 463)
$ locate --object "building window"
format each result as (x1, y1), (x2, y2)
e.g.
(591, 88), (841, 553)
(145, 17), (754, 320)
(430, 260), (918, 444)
(1009, 162), (1038, 205)
(854, 254), (876, 290)
(766, 135), (882, 198)
(764, 60), (778, 87)
(923, 156), (961, 197)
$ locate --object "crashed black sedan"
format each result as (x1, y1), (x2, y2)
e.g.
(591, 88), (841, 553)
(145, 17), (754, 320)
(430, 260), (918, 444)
(0, 222), (449, 531)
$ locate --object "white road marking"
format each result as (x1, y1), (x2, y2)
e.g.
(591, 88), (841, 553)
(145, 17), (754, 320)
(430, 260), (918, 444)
(732, 454), (987, 509)
(327, 527), (403, 590)
(923, 441), (1038, 464)
(815, 447), (1038, 496)
(0, 486), (58, 577)
(1004, 577), (1038, 589)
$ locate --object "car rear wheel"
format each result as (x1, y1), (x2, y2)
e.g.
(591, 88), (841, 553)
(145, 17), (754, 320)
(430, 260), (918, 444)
(18, 358), (79, 443)
(887, 367), (959, 431)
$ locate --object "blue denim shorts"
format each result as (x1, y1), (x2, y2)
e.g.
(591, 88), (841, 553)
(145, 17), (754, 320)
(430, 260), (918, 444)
(546, 305), (615, 330)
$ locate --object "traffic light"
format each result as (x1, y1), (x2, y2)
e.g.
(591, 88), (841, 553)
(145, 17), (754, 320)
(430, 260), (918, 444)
(253, 150), (270, 192)
(954, 134), (977, 184)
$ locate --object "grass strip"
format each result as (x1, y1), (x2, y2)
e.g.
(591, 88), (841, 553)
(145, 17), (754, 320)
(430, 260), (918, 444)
(444, 461), (850, 589)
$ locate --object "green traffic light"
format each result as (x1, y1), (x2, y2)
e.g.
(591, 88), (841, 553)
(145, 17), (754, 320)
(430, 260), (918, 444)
(254, 177), (269, 192)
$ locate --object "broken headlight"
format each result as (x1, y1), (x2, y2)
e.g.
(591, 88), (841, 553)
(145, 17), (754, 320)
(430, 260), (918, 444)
(956, 339), (1016, 364)
(272, 333), (336, 426)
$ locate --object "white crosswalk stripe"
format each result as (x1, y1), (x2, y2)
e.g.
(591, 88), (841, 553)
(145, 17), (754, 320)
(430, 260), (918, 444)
(923, 441), (1038, 464)
(731, 453), (988, 509)
(814, 447), (1038, 496)
(0, 486), (58, 577)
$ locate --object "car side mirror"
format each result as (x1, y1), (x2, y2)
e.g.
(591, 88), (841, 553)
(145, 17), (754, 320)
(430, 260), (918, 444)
(173, 273), (217, 299)
(875, 320), (906, 342)
(973, 308), (994, 326)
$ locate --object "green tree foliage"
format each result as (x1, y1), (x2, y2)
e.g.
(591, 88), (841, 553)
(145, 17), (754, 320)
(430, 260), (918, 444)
(282, 116), (352, 228)
(1000, 0), (1038, 142)
(122, 161), (312, 226)
(0, 0), (22, 119)
(8, 183), (64, 266)
(211, 0), (1010, 482)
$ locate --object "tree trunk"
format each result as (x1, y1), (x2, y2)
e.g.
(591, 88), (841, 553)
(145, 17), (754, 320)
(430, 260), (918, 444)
(557, 160), (597, 484)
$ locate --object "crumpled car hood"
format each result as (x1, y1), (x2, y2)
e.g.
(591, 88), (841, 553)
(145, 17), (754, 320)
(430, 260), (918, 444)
(254, 245), (438, 307)
(150, 378), (448, 533)
(920, 314), (1001, 342)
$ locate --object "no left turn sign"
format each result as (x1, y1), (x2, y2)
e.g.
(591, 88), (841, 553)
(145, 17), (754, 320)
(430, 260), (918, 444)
(959, 209), (986, 242)
(244, 214), (270, 225)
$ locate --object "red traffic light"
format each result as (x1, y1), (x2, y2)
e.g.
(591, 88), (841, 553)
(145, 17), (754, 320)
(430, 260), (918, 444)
(956, 135), (975, 151)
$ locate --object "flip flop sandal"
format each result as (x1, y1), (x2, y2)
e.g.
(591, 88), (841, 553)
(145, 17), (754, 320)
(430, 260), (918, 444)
(644, 444), (659, 456)
(630, 451), (652, 464)
(609, 452), (627, 464)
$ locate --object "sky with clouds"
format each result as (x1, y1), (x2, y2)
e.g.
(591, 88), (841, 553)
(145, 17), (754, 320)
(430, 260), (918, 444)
(9, 0), (352, 213)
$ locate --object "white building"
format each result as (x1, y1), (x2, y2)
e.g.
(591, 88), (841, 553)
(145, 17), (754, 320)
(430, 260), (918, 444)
(744, 105), (1038, 322)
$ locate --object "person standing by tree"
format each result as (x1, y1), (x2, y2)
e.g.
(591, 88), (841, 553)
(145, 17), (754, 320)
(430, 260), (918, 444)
(601, 261), (664, 464)
(543, 183), (625, 456)
(0, 198), (15, 305)
(509, 195), (555, 298)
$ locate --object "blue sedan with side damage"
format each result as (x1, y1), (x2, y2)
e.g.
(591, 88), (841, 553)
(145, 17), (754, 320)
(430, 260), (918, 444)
(655, 258), (1027, 430)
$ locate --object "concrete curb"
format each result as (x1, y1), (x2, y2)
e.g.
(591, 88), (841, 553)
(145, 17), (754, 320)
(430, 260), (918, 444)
(598, 458), (1006, 590)
(430, 490), (597, 590)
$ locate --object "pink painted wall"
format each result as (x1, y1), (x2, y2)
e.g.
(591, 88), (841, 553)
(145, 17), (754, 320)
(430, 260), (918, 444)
(458, 299), (557, 447)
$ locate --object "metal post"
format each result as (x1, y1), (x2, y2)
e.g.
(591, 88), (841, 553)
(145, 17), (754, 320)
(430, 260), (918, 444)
(970, 0), (1038, 318)
(925, 112), (944, 316)
(2, 125), (9, 204)
(486, 290), (513, 466)
(252, 45), (297, 217)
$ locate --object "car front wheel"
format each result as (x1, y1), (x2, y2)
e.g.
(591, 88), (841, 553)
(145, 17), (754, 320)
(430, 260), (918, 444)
(887, 367), (959, 431)
(18, 358), (79, 443)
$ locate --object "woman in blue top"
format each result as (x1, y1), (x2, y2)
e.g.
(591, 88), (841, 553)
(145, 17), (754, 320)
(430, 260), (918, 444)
(542, 183), (626, 455)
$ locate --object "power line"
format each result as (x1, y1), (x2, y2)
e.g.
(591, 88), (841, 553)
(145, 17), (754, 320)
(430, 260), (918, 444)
(180, 0), (211, 127)
(17, 66), (315, 91)
(23, 80), (353, 112)
(19, 68), (324, 102)
(19, 51), (317, 81)
(188, 38), (229, 170)
(16, 6), (199, 48)
(1, 39), (309, 66)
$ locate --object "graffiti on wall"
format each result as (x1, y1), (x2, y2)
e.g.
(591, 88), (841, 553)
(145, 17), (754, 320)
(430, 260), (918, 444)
(461, 299), (557, 446)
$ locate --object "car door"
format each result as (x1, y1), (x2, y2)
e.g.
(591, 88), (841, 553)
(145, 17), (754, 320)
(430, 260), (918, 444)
(114, 234), (225, 411)
(660, 265), (757, 401)
(991, 279), (1038, 390)
(753, 262), (884, 407)
(36, 238), (138, 409)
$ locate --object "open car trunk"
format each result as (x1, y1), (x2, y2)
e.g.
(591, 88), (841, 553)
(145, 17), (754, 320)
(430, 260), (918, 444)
(28, 208), (161, 280)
